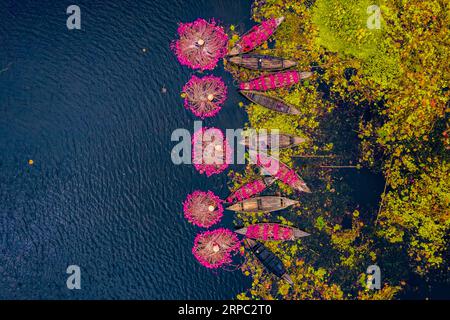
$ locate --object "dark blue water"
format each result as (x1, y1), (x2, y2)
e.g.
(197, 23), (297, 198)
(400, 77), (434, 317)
(0, 0), (252, 299)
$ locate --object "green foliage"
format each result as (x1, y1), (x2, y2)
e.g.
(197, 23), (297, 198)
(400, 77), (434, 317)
(378, 161), (450, 274)
(311, 0), (401, 88)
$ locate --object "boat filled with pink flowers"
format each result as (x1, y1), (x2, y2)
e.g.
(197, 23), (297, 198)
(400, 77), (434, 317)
(228, 17), (285, 56)
(226, 177), (275, 204)
(251, 150), (311, 193)
(235, 223), (310, 241)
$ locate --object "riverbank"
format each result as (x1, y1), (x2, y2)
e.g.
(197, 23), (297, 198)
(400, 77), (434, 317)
(228, 0), (449, 300)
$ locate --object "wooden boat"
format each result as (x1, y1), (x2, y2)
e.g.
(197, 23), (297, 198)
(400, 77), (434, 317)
(236, 223), (310, 241)
(240, 131), (308, 149)
(245, 239), (293, 285)
(239, 70), (313, 91)
(226, 177), (276, 204)
(240, 90), (301, 115)
(226, 54), (297, 71)
(227, 196), (298, 213)
(228, 17), (285, 56)
(249, 150), (311, 193)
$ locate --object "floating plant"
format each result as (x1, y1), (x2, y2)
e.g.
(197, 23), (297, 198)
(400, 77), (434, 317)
(182, 75), (228, 119)
(192, 127), (232, 177)
(192, 228), (240, 269)
(171, 18), (228, 71)
(183, 190), (223, 228)
(247, 223), (293, 241)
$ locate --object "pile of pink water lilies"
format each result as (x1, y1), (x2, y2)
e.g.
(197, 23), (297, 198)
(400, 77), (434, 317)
(171, 18), (228, 71)
(172, 19), (229, 120)
(172, 18), (240, 269)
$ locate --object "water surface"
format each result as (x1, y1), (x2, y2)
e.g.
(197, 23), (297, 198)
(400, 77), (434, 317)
(0, 0), (252, 299)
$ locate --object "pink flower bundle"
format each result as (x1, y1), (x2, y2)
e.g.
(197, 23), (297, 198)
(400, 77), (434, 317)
(171, 18), (228, 71)
(246, 224), (294, 241)
(182, 75), (228, 119)
(192, 228), (240, 269)
(239, 70), (314, 91)
(183, 190), (224, 228)
(192, 127), (232, 177)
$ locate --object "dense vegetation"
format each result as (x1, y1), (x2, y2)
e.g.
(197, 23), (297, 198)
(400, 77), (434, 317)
(227, 0), (449, 299)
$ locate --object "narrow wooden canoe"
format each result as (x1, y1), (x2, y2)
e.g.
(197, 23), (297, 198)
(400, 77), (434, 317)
(228, 17), (285, 56)
(227, 54), (297, 71)
(227, 196), (298, 213)
(240, 90), (301, 115)
(239, 70), (313, 91)
(249, 150), (311, 193)
(245, 238), (293, 285)
(240, 131), (308, 149)
(236, 223), (310, 241)
(226, 177), (276, 204)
